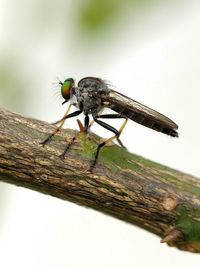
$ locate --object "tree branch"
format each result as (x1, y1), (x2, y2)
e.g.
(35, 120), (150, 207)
(0, 108), (200, 253)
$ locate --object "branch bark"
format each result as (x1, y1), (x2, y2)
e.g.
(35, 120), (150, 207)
(0, 108), (200, 253)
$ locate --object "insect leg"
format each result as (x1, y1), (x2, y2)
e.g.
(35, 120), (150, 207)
(94, 113), (127, 147)
(90, 116), (128, 170)
(87, 110), (103, 129)
(60, 114), (90, 158)
(93, 117), (119, 135)
(51, 103), (72, 125)
(88, 113), (124, 130)
(40, 109), (82, 146)
(96, 114), (126, 119)
(59, 135), (77, 159)
(40, 104), (72, 145)
(84, 114), (90, 132)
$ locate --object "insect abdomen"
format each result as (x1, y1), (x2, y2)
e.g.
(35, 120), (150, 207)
(108, 90), (179, 138)
(120, 109), (178, 137)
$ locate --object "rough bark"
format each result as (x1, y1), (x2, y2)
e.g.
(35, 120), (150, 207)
(0, 108), (200, 253)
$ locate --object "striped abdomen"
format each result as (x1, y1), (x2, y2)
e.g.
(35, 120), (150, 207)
(106, 90), (178, 137)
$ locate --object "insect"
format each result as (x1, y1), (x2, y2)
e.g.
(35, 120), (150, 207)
(41, 77), (178, 170)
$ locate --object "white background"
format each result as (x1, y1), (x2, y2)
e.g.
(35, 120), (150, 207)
(0, 0), (200, 266)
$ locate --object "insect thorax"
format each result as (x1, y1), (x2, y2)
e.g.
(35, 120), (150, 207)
(74, 77), (110, 115)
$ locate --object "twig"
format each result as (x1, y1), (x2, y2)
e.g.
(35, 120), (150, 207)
(0, 108), (200, 253)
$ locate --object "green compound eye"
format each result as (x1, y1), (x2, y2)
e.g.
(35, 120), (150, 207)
(60, 78), (74, 102)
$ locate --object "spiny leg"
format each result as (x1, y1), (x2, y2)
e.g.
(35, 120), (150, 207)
(59, 135), (77, 159)
(95, 113), (127, 148)
(90, 116), (128, 170)
(60, 114), (90, 158)
(40, 104), (72, 146)
(52, 103), (72, 125)
(84, 113), (125, 145)
(40, 107), (82, 146)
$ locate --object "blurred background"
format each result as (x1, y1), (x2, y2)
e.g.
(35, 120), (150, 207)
(0, 0), (200, 266)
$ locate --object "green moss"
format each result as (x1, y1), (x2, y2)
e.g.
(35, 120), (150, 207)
(79, 137), (98, 160)
(159, 173), (200, 197)
(99, 145), (142, 172)
(79, 139), (149, 172)
(176, 206), (200, 245)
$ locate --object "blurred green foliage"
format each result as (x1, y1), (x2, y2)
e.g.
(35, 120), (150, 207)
(0, 61), (26, 110)
(78, 0), (155, 34)
(79, 0), (121, 32)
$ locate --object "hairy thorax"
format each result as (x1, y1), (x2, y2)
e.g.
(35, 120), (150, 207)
(74, 77), (110, 115)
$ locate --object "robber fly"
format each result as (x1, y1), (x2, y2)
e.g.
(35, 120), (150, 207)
(41, 77), (178, 170)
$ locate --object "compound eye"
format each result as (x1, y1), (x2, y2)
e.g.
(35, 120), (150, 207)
(61, 78), (74, 101)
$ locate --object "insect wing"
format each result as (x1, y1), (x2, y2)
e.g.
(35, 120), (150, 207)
(103, 90), (178, 136)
